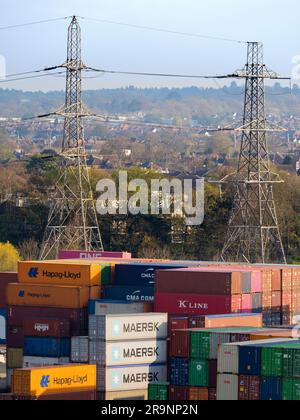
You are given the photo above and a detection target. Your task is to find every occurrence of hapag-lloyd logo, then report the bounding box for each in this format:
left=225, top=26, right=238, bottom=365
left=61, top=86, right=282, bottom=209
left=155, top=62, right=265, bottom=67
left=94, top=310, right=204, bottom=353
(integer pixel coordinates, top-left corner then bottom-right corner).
left=178, top=299, right=209, bottom=310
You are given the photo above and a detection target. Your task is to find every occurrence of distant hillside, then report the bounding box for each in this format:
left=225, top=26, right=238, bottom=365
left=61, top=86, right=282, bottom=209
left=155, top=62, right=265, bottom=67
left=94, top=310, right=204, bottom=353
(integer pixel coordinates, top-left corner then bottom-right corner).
left=0, top=83, right=298, bottom=121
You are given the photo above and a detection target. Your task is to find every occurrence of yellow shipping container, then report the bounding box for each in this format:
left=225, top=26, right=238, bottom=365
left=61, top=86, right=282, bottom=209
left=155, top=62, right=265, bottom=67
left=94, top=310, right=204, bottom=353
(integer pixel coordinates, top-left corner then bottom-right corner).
left=7, top=283, right=94, bottom=309
left=18, top=261, right=101, bottom=286
left=12, top=364, right=97, bottom=397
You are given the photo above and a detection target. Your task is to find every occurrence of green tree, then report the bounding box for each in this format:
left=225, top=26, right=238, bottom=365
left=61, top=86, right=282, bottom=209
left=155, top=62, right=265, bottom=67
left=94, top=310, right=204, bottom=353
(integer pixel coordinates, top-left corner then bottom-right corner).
left=0, top=242, right=20, bottom=271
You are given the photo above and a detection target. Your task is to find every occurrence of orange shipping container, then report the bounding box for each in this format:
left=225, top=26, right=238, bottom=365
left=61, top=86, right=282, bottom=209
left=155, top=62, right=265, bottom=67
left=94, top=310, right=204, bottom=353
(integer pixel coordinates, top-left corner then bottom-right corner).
left=18, top=261, right=101, bottom=287
left=12, top=364, right=96, bottom=397
left=7, top=283, right=95, bottom=309
left=249, top=330, right=298, bottom=341
left=189, top=387, right=209, bottom=401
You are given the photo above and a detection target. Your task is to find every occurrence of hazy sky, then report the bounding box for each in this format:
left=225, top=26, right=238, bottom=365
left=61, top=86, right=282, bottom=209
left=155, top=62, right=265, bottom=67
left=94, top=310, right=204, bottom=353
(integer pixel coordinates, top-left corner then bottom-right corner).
left=1, top=0, right=299, bottom=91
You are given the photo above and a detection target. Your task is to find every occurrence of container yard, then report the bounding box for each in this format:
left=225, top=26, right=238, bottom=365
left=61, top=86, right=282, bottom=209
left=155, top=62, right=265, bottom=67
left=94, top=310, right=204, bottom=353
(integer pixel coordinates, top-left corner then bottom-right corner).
left=1, top=256, right=300, bottom=401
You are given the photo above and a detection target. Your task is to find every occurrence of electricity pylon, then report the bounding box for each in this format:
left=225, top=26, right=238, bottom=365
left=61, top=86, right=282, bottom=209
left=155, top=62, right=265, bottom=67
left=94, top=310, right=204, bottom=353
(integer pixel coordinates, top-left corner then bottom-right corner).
left=40, top=16, right=103, bottom=260
left=220, top=42, right=287, bottom=264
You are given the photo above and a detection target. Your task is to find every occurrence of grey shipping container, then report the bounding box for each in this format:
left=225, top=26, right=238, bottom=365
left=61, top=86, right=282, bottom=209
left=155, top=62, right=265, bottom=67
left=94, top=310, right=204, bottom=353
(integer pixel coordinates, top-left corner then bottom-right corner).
left=89, top=339, right=167, bottom=366
left=88, top=300, right=149, bottom=315
left=89, top=313, right=168, bottom=341
left=71, top=336, right=89, bottom=363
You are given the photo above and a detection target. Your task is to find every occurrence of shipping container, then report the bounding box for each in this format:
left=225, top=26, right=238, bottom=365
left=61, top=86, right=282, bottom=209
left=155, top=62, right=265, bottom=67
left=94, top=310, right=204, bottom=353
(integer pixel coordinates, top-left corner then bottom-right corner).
left=238, top=375, right=260, bottom=401
left=23, top=318, right=70, bottom=338
left=188, top=387, right=209, bottom=401
left=18, top=261, right=101, bottom=286
left=89, top=313, right=168, bottom=341
left=154, top=293, right=240, bottom=316
left=0, top=272, right=18, bottom=307
left=7, top=306, right=88, bottom=336
left=260, top=377, right=281, bottom=401
left=272, top=271, right=282, bottom=292
left=217, top=374, right=239, bottom=401
left=58, top=250, right=131, bottom=260
left=169, top=358, right=189, bottom=386
left=209, top=388, right=217, bottom=401
left=0, top=308, right=5, bottom=345
left=12, top=364, right=97, bottom=397
left=7, top=283, right=93, bottom=309
left=241, top=295, right=252, bottom=313
left=282, top=379, right=300, bottom=401
left=252, top=294, right=262, bottom=314
left=169, top=316, right=189, bottom=333
left=96, top=363, right=167, bottom=392
left=88, top=300, right=151, bottom=316
left=90, top=339, right=167, bottom=366
left=156, top=269, right=243, bottom=295
left=6, top=369, right=13, bottom=389
left=251, top=272, right=262, bottom=293
left=189, top=360, right=209, bottom=387
left=0, top=393, right=14, bottom=400
left=148, top=383, right=169, bottom=400
left=23, top=337, right=71, bottom=358
left=71, top=336, right=89, bottom=363
left=7, top=348, right=23, bottom=369
left=272, top=292, right=282, bottom=312
left=16, top=391, right=97, bottom=400
left=23, top=356, right=70, bottom=368
left=169, top=386, right=189, bottom=400
left=189, top=313, right=262, bottom=329
left=103, top=286, right=154, bottom=303
left=170, top=331, right=190, bottom=358
left=98, top=389, right=148, bottom=400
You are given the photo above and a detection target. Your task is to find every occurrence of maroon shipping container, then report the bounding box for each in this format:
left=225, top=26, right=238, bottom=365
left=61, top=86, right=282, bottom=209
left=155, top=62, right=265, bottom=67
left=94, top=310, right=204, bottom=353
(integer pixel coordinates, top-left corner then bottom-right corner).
left=156, top=269, right=243, bottom=295
left=209, top=360, right=218, bottom=388
left=170, top=331, right=190, bottom=358
left=208, top=388, right=217, bottom=401
left=15, top=391, right=96, bottom=400
left=0, top=272, right=18, bottom=307
left=239, top=376, right=260, bottom=401
left=271, top=292, right=282, bottom=312
left=7, top=306, right=87, bottom=336
left=168, top=316, right=189, bottom=334
left=169, top=386, right=189, bottom=401
left=7, top=325, right=23, bottom=348
left=23, top=318, right=71, bottom=338
left=154, top=293, right=241, bottom=316
left=189, top=316, right=205, bottom=329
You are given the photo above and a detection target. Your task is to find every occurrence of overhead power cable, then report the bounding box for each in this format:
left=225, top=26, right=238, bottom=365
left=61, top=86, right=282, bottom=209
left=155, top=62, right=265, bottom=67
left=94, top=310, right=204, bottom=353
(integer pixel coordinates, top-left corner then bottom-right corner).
left=0, top=16, right=71, bottom=31
left=0, top=71, right=65, bottom=83
left=79, top=16, right=247, bottom=45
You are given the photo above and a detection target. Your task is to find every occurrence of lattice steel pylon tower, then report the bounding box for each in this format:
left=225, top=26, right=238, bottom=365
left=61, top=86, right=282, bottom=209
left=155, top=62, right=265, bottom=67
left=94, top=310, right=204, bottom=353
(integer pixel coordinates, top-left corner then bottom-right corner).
left=40, top=16, right=103, bottom=259
left=221, top=42, right=287, bottom=264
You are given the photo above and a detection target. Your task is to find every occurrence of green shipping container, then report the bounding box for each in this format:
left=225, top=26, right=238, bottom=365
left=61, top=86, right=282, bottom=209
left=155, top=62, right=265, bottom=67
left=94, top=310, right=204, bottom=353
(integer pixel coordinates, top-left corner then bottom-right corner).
left=261, top=343, right=300, bottom=378
left=261, top=347, right=284, bottom=377
left=282, top=379, right=300, bottom=401
left=189, top=360, right=209, bottom=387
left=148, top=383, right=169, bottom=401
left=101, top=264, right=111, bottom=286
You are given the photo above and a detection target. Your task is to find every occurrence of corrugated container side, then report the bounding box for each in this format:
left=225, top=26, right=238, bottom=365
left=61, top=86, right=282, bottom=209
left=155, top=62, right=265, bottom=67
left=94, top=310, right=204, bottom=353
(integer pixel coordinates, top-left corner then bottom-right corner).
left=88, top=300, right=150, bottom=315
left=238, top=375, right=260, bottom=401
left=217, top=374, right=239, bottom=401
left=170, top=331, right=190, bottom=358
left=102, top=286, right=154, bottom=303
left=204, top=314, right=262, bottom=329
left=23, top=356, right=70, bottom=368
left=169, top=358, right=189, bottom=386
left=188, top=387, right=209, bottom=401
left=189, top=360, right=209, bottom=387
left=169, top=316, right=189, bottom=333
left=71, top=336, right=89, bottom=363
left=169, top=386, right=189, bottom=400
left=98, top=389, right=148, bottom=401
left=260, top=377, right=281, bottom=401
left=23, top=337, right=71, bottom=358
left=7, top=348, right=23, bottom=369
left=23, top=318, right=71, bottom=338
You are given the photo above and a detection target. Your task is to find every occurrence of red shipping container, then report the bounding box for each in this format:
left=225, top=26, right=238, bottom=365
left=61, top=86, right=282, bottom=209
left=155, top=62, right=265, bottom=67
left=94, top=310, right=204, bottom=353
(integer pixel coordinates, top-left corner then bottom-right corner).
left=170, top=331, right=190, bottom=358
left=169, top=316, right=189, bottom=334
left=209, top=388, right=217, bottom=401
left=0, top=272, right=18, bottom=307
left=7, top=325, right=23, bottom=348
left=169, top=386, right=189, bottom=401
left=282, top=269, right=292, bottom=291
left=271, top=270, right=282, bottom=292
left=7, top=306, right=87, bottom=336
left=251, top=271, right=262, bottom=293
left=239, top=376, right=260, bottom=401
left=23, top=318, right=71, bottom=338
left=156, top=269, right=243, bottom=295
left=241, top=295, right=252, bottom=313
left=272, top=292, right=282, bottom=312
left=155, top=293, right=240, bottom=316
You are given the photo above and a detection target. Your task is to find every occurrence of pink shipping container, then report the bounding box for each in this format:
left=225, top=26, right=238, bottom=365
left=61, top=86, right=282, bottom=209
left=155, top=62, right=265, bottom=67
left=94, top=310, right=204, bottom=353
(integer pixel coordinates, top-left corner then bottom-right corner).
left=251, top=272, right=262, bottom=293
left=241, top=295, right=252, bottom=313
left=58, top=250, right=132, bottom=259
left=154, top=293, right=242, bottom=316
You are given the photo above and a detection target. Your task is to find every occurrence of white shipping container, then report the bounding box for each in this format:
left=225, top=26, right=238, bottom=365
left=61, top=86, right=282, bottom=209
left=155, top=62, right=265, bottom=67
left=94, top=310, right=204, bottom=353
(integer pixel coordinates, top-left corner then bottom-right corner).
left=71, top=336, right=89, bottom=363
left=98, top=389, right=148, bottom=400
left=217, top=338, right=298, bottom=374
left=89, top=313, right=168, bottom=341
left=90, top=301, right=147, bottom=316
left=217, top=374, right=239, bottom=401
left=89, top=339, right=167, bottom=366
left=23, top=356, right=70, bottom=368
left=96, top=363, right=167, bottom=392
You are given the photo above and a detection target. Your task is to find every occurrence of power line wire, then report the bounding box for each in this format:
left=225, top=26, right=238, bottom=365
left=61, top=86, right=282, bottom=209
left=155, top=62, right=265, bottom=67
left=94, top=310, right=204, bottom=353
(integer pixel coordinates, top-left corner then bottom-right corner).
left=0, top=16, right=71, bottom=31
left=79, top=16, right=247, bottom=45
left=0, top=71, right=65, bottom=83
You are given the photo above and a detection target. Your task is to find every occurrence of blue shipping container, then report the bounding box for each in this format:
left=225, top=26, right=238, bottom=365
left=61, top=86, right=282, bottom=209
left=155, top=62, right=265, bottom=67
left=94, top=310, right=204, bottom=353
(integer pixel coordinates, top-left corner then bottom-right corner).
left=23, top=337, right=71, bottom=357
left=0, top=308, right=6, bottom=345
left=169, top=358, right=189, bottom=386
left=260, top=377, right=282, bottom=401
left=114, top=263, right=187, bottom=287
left=102, top=286, right=154, bottom=303
left=239, top=346, right=262, bottom=376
